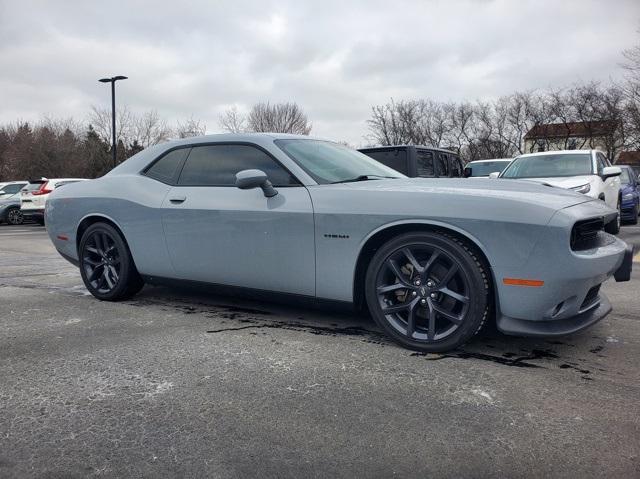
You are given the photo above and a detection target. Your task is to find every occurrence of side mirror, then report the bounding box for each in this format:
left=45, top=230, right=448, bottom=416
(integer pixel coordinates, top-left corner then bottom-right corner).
left=601, top=166, right=621, bottom=179
left=463, top=167, right=472, bottom=178
left=488, top=172, right=500, bottom=179
left=235, top=169, right=278, bottom=197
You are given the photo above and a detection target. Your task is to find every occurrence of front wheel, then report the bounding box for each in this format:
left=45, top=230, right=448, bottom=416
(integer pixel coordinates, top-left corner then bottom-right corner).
left=605, top=199, right=621, bottom=234
left=629, top=203, right=639, bottom=225
left=79, top=223, right=144, bottom=301
left=365, top=232, right=490, bottom=352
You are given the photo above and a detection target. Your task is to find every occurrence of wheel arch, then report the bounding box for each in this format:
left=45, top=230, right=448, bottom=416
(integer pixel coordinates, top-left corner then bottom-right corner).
left=76, top=214, right=130, bottom=255
left=352, top=221, right=496, bottom=312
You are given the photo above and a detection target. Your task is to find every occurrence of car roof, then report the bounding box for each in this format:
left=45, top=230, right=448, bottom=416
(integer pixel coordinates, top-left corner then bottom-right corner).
left=467, top=159, right=512, bottom=164
left=517, top=150, right=595, bottom=158
left=359, top=145, right=459, bottom=155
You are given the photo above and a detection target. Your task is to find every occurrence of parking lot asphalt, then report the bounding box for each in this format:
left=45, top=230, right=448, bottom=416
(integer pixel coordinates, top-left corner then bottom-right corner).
left=1, top=225, right=639, bottom=478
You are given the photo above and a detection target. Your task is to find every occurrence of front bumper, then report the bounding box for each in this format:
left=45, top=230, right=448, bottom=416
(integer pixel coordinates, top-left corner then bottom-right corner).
left=498, top=294, right=612, bottom=337
left=494, top=201, right=632, bottom=337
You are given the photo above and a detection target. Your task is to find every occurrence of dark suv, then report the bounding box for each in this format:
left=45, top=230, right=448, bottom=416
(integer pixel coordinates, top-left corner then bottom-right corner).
left=358, top=146, right=464, bottom=178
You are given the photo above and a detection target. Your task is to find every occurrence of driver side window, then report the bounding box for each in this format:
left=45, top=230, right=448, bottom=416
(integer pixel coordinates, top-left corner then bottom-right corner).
left=178, top=144, right=299, bottom=187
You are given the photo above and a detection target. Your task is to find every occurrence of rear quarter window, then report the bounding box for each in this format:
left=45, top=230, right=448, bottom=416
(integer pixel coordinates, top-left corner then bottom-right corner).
left=361, top=149, right=408, bottom=175
left=145, top=148, right=191, bottom=184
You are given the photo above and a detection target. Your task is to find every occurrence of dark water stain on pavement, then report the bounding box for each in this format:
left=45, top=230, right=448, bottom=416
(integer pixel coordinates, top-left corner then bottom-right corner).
left=410, top=351, right=545, bottom=368
left=206, top=317, right=389, bottom=344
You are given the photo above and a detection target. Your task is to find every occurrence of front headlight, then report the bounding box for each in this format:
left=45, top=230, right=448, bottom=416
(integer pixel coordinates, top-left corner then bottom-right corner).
left=570, top=183, right=591, bottom=194
left=622, top=193, right=634, bottom=201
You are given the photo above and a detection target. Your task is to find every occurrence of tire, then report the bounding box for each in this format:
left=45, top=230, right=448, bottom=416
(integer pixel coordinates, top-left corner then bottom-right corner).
left=79, top=222, right=144, bottom=301
left=365, top=232, right=490, bottom=352
left=630, top=203, right=639, bottom=225
left=6, top=207, right=24, bottom=225
left=604, top=198, right=621, bottom=234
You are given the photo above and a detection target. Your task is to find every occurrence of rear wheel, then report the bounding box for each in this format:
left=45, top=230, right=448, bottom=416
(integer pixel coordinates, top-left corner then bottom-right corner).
left=7, top=207, right=23, bottom=225
left=365, top=232, right=490, bottom=352
left=79, top=223, right=144, bottom=301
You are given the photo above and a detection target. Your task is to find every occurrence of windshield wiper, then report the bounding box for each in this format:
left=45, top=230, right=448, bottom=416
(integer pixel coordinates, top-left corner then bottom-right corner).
left=331, top=175, right=398, bottom=184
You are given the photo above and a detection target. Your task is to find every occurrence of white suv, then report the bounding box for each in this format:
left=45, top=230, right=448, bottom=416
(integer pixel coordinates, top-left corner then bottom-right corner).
left=21, top=178, right=87, bottom=225
left=497, top=150, right=622, bottom=233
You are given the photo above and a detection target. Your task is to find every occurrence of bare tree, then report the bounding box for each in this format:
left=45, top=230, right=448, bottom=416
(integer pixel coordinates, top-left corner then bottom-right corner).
left=176, top=116, right=206, bottom=138
left=219, top=102, right=312, bottom=135
left=219, top=106, right=247, bottom=133
left=89, top=105, right=134, bottom=147
left=131, top=110, right=172, bottom=147
left=247, top=102, right=312, bottom=134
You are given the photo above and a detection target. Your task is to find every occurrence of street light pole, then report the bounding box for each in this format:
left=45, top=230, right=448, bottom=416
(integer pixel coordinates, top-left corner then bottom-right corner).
left=98, top=75, right=128, bottom=168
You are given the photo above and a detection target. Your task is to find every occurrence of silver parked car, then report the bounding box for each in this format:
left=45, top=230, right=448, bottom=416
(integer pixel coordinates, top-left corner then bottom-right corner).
left=44, top=134, right=633, bottom=352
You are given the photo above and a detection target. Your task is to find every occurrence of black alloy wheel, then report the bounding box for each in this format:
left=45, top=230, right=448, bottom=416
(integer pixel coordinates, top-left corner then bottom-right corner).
left=365, top=232, right=489, bottom=352
left=7, top=207, right=23, bottom=225
left=79, top=223, right=144, bottom=301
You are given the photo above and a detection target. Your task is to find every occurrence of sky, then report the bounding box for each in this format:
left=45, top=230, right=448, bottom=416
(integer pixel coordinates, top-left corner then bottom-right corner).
left=1, top=0, right=639, bottom=145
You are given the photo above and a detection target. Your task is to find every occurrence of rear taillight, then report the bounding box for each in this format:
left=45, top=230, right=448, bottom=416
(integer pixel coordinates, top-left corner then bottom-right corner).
left=31, top=182, right=52, bottom=196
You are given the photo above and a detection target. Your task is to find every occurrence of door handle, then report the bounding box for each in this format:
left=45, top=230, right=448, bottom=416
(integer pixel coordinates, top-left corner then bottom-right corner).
left=169, top=196, right=186, bottom=204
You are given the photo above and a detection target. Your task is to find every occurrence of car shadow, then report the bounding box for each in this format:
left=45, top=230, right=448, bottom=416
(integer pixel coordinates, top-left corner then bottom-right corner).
left=130, top=282, right=608, bottom=378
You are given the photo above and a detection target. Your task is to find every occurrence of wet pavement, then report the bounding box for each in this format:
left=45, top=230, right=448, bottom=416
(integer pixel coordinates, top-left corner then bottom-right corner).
left=1, top=225, right=639, bottom=478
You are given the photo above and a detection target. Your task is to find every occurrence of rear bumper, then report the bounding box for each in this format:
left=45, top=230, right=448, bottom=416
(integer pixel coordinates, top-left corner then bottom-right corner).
left=21, top=208, right=44, bottom=220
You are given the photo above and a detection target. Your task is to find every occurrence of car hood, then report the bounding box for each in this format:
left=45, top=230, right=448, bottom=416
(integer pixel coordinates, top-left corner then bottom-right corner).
left=340, top=177, right=593, bottom=210
left=516, top=176, right=593, bottom=190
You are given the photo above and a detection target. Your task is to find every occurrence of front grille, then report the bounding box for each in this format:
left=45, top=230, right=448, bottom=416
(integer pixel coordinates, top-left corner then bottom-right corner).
left=571, top=218, right=604, bottom=251
left=580, top=284, right=601, bottom=310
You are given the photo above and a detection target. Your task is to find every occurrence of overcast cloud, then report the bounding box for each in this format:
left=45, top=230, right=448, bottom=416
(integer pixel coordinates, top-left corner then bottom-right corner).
left=1, top=0, right=639, bottom=144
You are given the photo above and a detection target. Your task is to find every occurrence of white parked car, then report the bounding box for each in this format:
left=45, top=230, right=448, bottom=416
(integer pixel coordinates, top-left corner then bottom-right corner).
left=21, top=178, right=87, bottom=225
left=497, top=150, right=622, bottom=233
left=463, top=158, right=512, bottom=177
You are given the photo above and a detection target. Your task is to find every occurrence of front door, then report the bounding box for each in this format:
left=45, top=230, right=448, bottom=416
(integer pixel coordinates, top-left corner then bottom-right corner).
left=161, top=143, right=315, bottom=296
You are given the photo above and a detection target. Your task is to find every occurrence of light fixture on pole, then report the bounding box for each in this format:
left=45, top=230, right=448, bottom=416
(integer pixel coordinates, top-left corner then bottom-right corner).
left=98, top=75, right=128, bottom=168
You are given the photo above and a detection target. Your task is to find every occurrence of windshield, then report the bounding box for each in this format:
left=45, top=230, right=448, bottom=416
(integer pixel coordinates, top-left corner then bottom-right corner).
left=501, top=153, right=593, bottom=178
left=619, top=168, right=632, bottom=184
left=467, top=161, right=511, bottom=176
left=275, top=139, right=405, bottom=184
left=24, top=182, right=45, bottom=192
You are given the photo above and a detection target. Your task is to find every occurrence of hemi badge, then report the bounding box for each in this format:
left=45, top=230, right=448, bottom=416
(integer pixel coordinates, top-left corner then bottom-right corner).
left=57, top=235, right=69, bottom=241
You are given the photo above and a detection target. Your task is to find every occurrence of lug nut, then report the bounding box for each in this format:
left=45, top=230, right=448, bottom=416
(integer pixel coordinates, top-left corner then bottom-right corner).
left=427, top=281, right=434, bottom=287
left=420, top=299, right=427, bottom=305
left=430, top=293, right=437, bottom=299
left=412, top=291, right=417, bottom=296
left=414, top=280, right=421, bottom=286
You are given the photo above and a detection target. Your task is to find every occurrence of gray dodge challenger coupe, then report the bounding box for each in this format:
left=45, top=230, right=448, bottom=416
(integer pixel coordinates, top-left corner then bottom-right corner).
left=45, top=134, right=634, bottom=352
